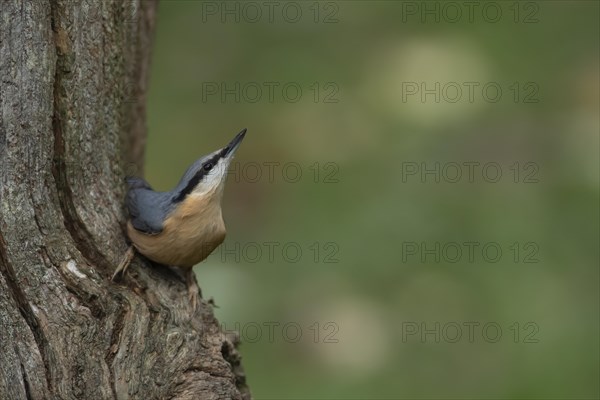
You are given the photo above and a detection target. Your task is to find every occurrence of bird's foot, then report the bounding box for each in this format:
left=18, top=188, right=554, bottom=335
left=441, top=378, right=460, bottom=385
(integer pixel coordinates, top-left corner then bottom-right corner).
left=185, top=269, right=202, bottom=312
left=112, top=246, right=135, bottom=281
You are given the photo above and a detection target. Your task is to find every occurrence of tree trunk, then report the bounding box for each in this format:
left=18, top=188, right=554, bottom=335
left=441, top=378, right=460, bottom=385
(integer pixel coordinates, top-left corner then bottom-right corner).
left=0, top=1, right=250, bottom=399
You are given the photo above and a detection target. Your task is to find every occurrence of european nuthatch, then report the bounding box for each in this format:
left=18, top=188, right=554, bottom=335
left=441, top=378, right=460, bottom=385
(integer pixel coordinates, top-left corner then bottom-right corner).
left=112, top=128, right=247, bottom=310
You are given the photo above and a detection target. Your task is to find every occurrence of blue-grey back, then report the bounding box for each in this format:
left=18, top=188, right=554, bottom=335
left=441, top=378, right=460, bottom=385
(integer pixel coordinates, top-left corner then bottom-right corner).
left=125, top=177, right=175, bottom=234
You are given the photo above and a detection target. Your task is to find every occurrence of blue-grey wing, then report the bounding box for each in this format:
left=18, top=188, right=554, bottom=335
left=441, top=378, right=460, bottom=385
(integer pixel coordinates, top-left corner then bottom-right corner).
left=125, top=177, right=168, bottom=235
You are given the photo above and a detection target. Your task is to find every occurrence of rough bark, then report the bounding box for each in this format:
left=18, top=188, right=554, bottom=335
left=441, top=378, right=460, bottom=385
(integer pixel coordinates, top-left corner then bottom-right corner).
left=0, top=1, right=250, bottom=399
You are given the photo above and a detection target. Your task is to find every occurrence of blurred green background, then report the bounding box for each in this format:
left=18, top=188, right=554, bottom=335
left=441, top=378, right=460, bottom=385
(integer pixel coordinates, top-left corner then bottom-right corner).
left=144, top=1, right=599, bottom=399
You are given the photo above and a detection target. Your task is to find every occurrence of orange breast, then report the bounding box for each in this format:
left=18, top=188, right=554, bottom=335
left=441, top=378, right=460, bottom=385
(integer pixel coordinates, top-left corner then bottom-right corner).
left=127, top=194, right=226, bottom=268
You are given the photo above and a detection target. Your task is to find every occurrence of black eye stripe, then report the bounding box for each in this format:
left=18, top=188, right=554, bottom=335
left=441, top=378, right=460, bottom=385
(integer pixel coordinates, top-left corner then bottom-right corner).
left=173, top=152, right=224, bottom=203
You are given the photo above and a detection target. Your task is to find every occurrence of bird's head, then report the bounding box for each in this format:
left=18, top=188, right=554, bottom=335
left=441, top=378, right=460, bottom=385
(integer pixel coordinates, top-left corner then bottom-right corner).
left=172, top=128, right=246, bottom=203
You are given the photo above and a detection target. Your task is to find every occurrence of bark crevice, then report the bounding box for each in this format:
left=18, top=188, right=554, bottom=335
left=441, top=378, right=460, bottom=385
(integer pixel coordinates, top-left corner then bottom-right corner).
left=50, top=4, right=112, bottom=272
left=18, top=357, right=32, bottom=400
left=0, top=233, right=52, bottom=393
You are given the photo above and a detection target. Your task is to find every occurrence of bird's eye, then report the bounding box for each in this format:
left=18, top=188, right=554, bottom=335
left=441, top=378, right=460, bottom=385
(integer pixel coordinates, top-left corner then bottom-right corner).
left=203, top=163, right=213, bottom=171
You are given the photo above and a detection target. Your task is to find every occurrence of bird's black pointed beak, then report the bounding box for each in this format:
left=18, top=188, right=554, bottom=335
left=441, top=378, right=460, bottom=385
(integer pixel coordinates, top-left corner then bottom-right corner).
left=222, top=128, right=247, bottom=157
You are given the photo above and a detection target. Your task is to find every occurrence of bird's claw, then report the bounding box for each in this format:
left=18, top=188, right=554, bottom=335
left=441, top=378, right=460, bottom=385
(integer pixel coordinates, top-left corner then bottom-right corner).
left=112, top=246, right=135, bottom=281
left=186, top=269, right=201, bottom=312
left=188, top=289, right=198, bottom=312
